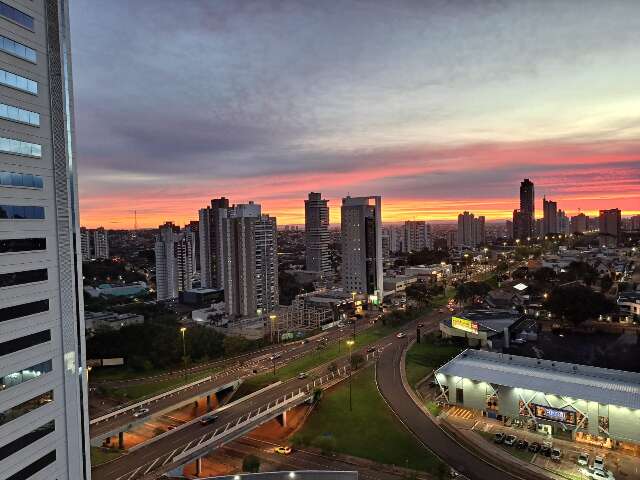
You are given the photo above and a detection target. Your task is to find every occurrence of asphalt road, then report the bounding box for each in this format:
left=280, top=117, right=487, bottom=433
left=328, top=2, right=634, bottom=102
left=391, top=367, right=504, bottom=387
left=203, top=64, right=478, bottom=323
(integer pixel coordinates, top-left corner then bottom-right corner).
left=90, top=321, right=371, bottom=438
left=376, top=334, right=521, bottom=480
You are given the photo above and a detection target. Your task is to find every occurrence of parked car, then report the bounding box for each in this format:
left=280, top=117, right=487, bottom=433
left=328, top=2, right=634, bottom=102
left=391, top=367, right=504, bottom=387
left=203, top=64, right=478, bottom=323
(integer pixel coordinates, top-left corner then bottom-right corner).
left=274, top=446, right=292, bottom=455
left=133, top=408, right=150, bottom=418
left=580, top=467, right=615, bottom=480
left=396, top=332, right=406, bottom=339
left=297, top=372, right=308, bottom=379
left=551, top=448, right=561, bottom=461
left=528, top=442, right=541, bottom=453
left=504, top=435, right=517, bottom=447
left=516, top=439, right=529, bottom=450
left=593, top=456, right=605, bottom=471
left=493, top=432, right=505, bottom=444
left=199, top=414, right=218, bottom=426
left=540, top=444, right=552, bottom=457
left=578, top=453, right=590, bottom=466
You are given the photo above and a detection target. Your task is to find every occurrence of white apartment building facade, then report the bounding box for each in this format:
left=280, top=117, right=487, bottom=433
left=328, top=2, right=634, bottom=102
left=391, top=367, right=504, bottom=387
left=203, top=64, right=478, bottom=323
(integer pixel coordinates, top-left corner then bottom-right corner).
left=0, top=2, right=91, bottom=479
left=155, top=222, right=194, bottom=301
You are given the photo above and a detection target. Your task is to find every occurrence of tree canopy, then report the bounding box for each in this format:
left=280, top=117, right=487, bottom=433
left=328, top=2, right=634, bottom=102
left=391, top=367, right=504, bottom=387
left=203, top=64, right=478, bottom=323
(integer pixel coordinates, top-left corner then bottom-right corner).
left=545, top=284, right=615, bottom=324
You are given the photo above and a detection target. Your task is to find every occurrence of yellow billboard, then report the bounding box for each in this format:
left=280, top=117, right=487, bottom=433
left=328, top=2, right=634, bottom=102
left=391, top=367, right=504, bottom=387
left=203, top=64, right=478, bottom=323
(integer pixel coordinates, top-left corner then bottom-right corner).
left=452, top=316, right=478, bottom=335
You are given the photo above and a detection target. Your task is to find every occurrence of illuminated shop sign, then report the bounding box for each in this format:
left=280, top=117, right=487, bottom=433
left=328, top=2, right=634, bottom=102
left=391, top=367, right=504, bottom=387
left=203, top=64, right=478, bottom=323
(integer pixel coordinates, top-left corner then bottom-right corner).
left=533, top=404, right=576, bottom=425
left=452, top=316, right=479, bottom=335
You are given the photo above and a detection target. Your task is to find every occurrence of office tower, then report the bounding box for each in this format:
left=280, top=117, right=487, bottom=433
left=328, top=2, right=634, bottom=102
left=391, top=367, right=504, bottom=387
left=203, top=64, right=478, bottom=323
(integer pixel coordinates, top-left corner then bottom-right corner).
left=571, top=213, right=588, bottom=233
left=542, top=197, right=558, bottom=236
left=558, top=209, right=570, bottom=234
left=220, top=202, right=278, bottom=317
left=599, top=209, right=622, bottom=239
left=0, top=2, right=90, bottom=478
left=515, top=178, right=535, bottom=239
left=92, top=226, right=109, bottom=260
left=304, top=192, right=331, bottom=274
left=403, top=220, right=429, bottom=253
left=155, top=222, right=193, bottom=301
left=80, top=228, right=91, bottom=261
left=505, top=220, right=514, bottom=239
left=198, top=197, right=229, bottom=288
left=341, top=196, right=383, bottom=303
left=457, top=212, right=485, bottom=247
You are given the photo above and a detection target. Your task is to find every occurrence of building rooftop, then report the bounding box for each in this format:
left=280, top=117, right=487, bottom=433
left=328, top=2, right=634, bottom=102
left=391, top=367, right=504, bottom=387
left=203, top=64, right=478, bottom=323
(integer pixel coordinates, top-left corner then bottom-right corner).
left=437, top=349, right=640, bottom=410
left=443, top=310, right=521, bottom=334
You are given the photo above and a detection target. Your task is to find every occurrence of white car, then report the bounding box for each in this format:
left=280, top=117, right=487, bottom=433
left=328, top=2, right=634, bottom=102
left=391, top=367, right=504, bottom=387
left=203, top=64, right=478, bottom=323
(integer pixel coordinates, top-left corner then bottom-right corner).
left=593, top=456, right=605, bottom=471
left=578, top=452, right=590, bottom=466
left=396, top=332, right=406, bottom=339
left=551, top=448, right=561, bottom=461
left=133, top=408, right=150, bottom=418
left=580, top=467, right=615, bottom=480
left=504, top=434, right=517, bottom=446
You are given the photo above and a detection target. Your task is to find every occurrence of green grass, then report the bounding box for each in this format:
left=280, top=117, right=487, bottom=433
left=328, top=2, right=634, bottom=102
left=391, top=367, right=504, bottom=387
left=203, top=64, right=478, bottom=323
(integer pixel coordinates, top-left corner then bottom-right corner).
left=90, top=446, right=123, bottom=466
left=426, top=400, right=442, bottom=416
left=292, top=365, right=444, bottom=473
left=405, top=341, right=463, bottom=389
left=235, top=323, right=403, bottom=397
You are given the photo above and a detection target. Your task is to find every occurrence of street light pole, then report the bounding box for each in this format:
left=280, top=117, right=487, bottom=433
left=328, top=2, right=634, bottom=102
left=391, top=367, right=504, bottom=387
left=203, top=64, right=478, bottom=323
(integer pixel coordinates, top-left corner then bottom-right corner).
left=346, top=340, right=354, bottom=411
left=180, top=327, right=187, bottom=381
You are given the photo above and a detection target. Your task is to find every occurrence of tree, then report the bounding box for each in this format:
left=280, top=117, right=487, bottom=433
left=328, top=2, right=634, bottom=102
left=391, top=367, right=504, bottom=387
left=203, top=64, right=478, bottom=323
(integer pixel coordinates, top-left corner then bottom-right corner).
left=600, top=273, right=614, bottom=293
left=455, top=281, right=491, bottom=305
left=312, top=388, right=323, bottom=403
left=407, top=248, right=449, bottom=267
left=350, top=353, right=365, bottom=370
left=545, top=284, right=615, bottom=324
left=242, top=455, right=260, bottom=473
left=405, top=281, right=429, bottom=306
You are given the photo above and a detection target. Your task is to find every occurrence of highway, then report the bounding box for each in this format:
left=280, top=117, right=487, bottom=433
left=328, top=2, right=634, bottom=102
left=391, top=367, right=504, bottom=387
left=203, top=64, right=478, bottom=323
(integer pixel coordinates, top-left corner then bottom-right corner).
left=90, top=321, right=371, bottom=439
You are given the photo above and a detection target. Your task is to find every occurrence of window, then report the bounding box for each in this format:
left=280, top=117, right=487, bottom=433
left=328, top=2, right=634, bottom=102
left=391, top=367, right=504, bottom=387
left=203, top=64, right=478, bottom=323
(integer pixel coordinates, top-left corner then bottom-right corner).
left=0, top=238, right=45, bottom=253
left=0, top=330, right=50, bottom=357
left=1, top=360, right=52, bottom=391
left=0, top=69, right=37, bottom=94
left=0, top=390, right=53, bottom=428
left=0, top=2, right=34, bottom=30
left=0, top=299, right=48, bottom=322
left=0, top=137, right=41, bottom=157
left=455, top=387, right=464, bottom=404
left=0, top=171, right=44, bottom=188
left=0, top=269, right=47, bottom=288
left=0, top=205, right=45, bottom=219
left=0, top=103, right=40, bottom=125
left=6, top=450, right=56, bottom=480
left=0, top=35, right=36, bottom=62
left=0, top=421, right=54, bottom=462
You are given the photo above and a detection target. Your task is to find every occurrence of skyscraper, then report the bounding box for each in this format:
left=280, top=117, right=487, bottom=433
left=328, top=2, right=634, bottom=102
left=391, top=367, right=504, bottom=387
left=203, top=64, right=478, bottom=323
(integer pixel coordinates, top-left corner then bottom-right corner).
left=155, top=222, right=194, bottom=300
left=571, top=212, right=588, bottom=233
left=304, top=192, right=331, bottom=274
left=599, top=209, right=622, bottom=239
left=403, top=220, right=430, bottom=253
left=80, top=227, right=91, bottom=261
left=457, top=212, right=485, bottom=247
left=198, top=197, right=229, bottom=288
left=0, top=2, right=91, bottom=478
left=558, top=209, right=570, bottom=234
left=542, top=196, right=558, bottom=236
left=515, top=178, right=535, bottom=239
left=92, top=226, right=109, bottom=260
left=220, top=202, right=278, bottom=317
left=341, top=196, right=383, bottom=303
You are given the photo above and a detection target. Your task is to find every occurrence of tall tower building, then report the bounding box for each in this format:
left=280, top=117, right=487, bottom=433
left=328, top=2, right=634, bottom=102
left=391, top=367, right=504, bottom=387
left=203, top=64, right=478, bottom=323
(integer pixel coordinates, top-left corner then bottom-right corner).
left=198, top=197, right=229, bottom=289
left=80, top=227, right=90, bottom=261
left=599, top=209, right=622, bottom=239
left=457, top=212, right=485, bottom=247
left=92, top=226, right=109, bottom=260
left=542, top=197, right=558, bottom=236
left=341, top=196, right=383, bottom=303
left=403, top=220, right=429, bottom=253
left=304, top=192, right=330, bottom=274
left=0, top=2, right=91, bottom=478
left=155, top=222, right=193, bottom=301
left=220, top=202, right=278, bottom=317
left=516, top=178, right=535, bottom=239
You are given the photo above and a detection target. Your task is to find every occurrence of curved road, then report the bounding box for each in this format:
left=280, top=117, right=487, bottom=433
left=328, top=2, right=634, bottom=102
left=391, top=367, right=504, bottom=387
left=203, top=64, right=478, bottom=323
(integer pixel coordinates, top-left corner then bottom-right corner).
left=376, top=335, right=521, bottom=480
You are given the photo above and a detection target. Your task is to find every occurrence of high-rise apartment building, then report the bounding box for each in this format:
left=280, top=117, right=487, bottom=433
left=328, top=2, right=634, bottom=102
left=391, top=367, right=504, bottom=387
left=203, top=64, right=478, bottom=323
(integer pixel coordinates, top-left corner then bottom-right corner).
left=0, top=2, right=91, bottom=478
left=599, top=209, right=622, bottom=240
left=403, top=220, right=430, bottom=253
left=185, top=220, right=199, bottom=272
left=457, top=212, right=485, bottom=247
left=631, top=215, right=640, bottom=231
left=92, top=226, right=109, bottom=260
left=80, top=227, right=90, bottom=261
left=558, top=209, right=570, bottom=234
left=514, top=178, right=535, bottom=239
left=155, top=222, right=194, bottom=301
left=570, top=213, right=588, bottom=233
left=198, top=197, right=229, bottom=289
left=220, top=202, right=278, bottom=317
left=341, top=196, right=383, bottom=303
left=505, top=220, right=514, bottom=239
left=542, top=196, right=558, bottom=236
left=304, top=192, right=330, bottom=274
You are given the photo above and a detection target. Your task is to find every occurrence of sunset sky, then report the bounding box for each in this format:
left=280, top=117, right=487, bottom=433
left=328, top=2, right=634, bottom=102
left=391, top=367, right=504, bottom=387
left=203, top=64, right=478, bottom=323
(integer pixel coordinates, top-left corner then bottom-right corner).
left=70, top=1, right=640, bottom=228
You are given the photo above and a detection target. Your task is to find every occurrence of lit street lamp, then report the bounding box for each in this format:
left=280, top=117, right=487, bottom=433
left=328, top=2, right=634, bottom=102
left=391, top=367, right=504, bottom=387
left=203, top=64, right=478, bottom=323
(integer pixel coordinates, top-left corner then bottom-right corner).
left=180, top=327, right=187, bottom=381
left=346, top=339, right=355, bottom=411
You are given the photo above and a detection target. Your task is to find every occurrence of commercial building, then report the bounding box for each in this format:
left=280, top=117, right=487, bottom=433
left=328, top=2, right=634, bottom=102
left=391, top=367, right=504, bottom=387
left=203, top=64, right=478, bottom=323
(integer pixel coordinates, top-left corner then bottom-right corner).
left=341, top=196, right=383, bottom=303
left=304, top=192, right=331, bottom=275
left=436, top=350, right=640, bottom=449
left=198, top=197, right=229, bottom=289
left=457, top=211, right=485, bottom=247
left=514, top=178, right=535, bottom=240
left=0, top=2, right=91, bottom=478
left=439, top=310, right=524, bottom=348
left=179, top=287, right=223, bottom=306
left=220, top=202, right=278, bottom=317
left=84, top=311, right=144, bottom=333
left=83, top=281, right=148, bottom=298
left=403, top=220, right=430, bottom=253
left=542, top=196, right=558, bottom=236
left=155, top=222, right=194, bottom=301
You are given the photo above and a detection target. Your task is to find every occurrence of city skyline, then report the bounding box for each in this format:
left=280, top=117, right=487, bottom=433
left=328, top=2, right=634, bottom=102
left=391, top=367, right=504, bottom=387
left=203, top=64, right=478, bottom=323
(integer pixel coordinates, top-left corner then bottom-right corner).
left=70, top=1, right=640, bottom=228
